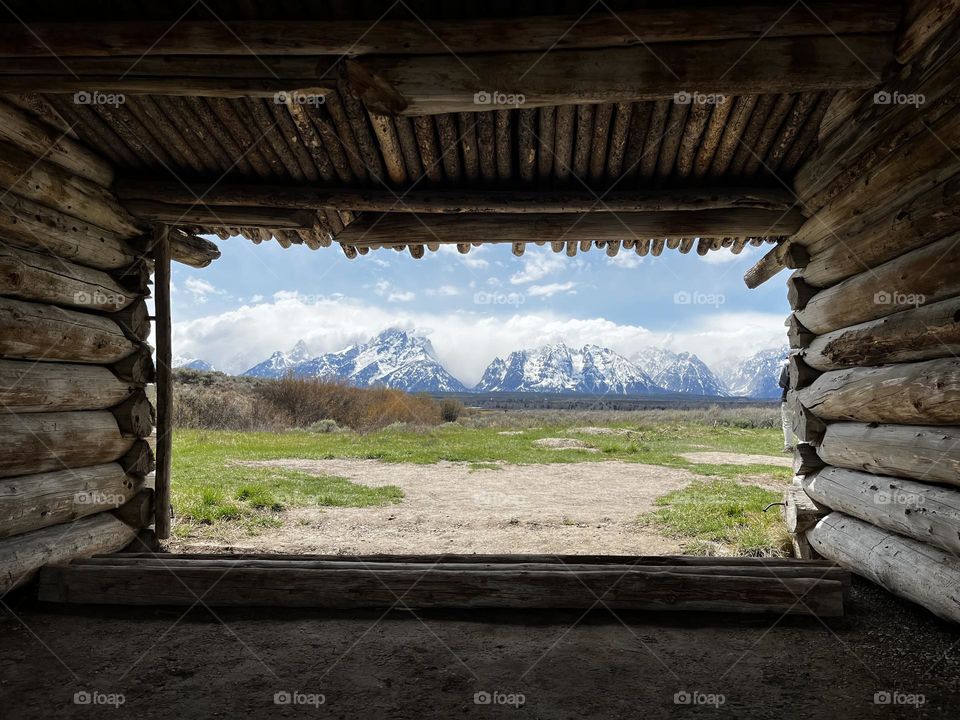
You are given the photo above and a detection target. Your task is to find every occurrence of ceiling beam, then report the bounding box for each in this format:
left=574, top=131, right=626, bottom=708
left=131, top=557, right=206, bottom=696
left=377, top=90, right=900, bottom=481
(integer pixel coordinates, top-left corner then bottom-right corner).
left=349, top=34, right=896, bottom=115
left=336, top=209, right=805, bottom=245
left=115, top=181, right=799, bottom=215
left=0, top=3, right=899, bottom=57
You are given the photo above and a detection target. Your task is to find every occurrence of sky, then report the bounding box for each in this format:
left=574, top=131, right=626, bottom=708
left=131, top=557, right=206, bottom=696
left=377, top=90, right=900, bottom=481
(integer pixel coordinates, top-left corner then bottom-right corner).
left=168, top=237, right=791, bottom=386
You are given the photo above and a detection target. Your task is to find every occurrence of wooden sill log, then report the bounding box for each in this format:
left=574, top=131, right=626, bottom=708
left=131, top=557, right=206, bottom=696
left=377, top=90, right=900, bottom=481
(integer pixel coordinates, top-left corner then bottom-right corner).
left=797, top=358, right=960, bottom=425
left=804, top=466, right=960, bottom=556
left=807, top=512, right=960, bottom=624
left=36, top=564, right=845, bottom=616
left=0, top=242, right=136, bottom=312
left=0, top=512, right=136, bottom=594
left=794, top=231, right=960, bottom=335
left=0, top=463, right=142, bottom=539
left=0, top=194, right=138, bottom=271
left=802, top=296, right=960, bottom=371
left=817, top=422, right=960, bottom=486
left=112, top=488, right=154, bottom=529
left=110, top=390, right=154, bottom=438
left=0, top=296, right=137, bottom=364
left=0, top=411, right=135, bottom=479
left=0, top=359, right=138, bottom=412
left=784, top=487, right=828, bottom=535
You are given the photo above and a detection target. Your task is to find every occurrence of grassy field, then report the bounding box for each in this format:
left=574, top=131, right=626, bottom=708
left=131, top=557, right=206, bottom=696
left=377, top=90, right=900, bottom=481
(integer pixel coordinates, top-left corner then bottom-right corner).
left=171, top=413, right=791, bottom=553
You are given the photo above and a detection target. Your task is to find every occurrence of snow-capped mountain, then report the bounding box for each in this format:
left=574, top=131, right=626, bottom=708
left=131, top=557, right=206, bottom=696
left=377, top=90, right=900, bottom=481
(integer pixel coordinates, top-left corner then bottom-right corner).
left=633, top=348, right=729, bottom=396
left=476, top=343, right=659, bottom=394
left=718, top=346, right=789, bottom=398
left=243, top=339, right=312, bottom=378
left=172, top=354, right=215, bottom=372
left=244, top=329, right=467, bottom=392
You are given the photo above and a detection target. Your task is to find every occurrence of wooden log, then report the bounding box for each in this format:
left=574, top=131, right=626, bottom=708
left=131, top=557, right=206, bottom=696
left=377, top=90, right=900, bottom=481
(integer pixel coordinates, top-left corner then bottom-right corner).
left=118, top=529, right=160, bottom=553
left=116, top=180, right=797, bottom=214
left=337, top=208, right=804, bottom=245
left=110, top=390, right=154, bottom=438
left=0, top=359, right=137, bottom=413
left=817, top=422, right=960, bottom=486
left=786, top=275, right=817, bottom=311
left=0, top=297, right=137, bottom=364
left=802, top=296, right=960, bottom=371
left=0, top=243, right=134, bottom=311
left=112, top=488, right=154, bottom=530
left=348, top=34, right=894, bottom=115
left=791, top=395, right=827, bottom=445
left=807, top=512, right=960, bottom=623
left=0, top=98, right=112, bottom=186
left=0, top=411, right=135, bottom=479
left=153, top=227, right=172, bottom=540
left=120, top=440, right=155, bottom=478
left=0, top=194, right=137, bottom=272
left=801, top=173, right=960, bottom=288
left=795, top=232, right=960, bottom=334
left=794, top=443, right=826, bottom=475
left=789, top=354, right=820, bottom=390
left=0, top=140, right=140, bottom=237
left=798, top=359, right=960, bottom=425
left=787, top=314, right=815, bottom=349
left=0, top=512, right=136, bottom=593
left=112, top=344, right=154, bottom=384
left=897, top=0, right=960, bottom=63
left=36, top=564, right=845, bottom=616
left=784, top=486, right=827, bottom=534
left=804, top=466, right=960, bottom=556
left=123, top=200, right=316, bottom=229
left=0, top=4, right=897, bottom=57
left=164, top=230, right=220, bottom=268
left=0, top=463, right=142, bottom=539
left=111, top=298, right=150, bottom=341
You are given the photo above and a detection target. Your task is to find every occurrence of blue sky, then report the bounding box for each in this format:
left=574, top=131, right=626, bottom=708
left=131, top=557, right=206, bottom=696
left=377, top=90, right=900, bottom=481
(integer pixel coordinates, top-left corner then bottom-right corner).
left=169, top=237, right=790, bottom=385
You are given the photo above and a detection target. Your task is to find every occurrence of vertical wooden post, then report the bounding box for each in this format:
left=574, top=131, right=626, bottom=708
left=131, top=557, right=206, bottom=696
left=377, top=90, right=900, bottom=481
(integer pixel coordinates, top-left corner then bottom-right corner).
left=152, top=225, right=172, bottom=539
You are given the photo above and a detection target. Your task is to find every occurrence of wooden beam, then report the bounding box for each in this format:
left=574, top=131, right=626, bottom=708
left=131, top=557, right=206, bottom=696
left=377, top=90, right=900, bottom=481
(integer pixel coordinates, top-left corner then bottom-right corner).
left=124, top=200, right=317, bottom=229
left=817, top=422, right=960, bottom=486
left=337, top=208, right=804, bottom=245
left=897, top=0, right=960, bottom=63
left=808, top=512, right=960, bottom=624
left=153, top=226, right=172, bottom=541
left=0, top=359, right=138, bottom=413
left=348, top=35, right=895, bottom=115
left=116, top=181, right=798, bottom=215
left=0, top=77, right=330, bottom=98
left=165, top=230, right=221, bottom=269
left=0, top=4, right=900, bottom=57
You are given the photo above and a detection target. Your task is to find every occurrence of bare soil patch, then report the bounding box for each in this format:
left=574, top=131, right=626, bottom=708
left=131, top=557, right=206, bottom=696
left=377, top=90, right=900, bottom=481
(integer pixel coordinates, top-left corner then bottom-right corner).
left=170, top=459, right=699, bottom=555
left=531, top=437, right=598, bottom=451
left=679, top=451, right=792, bottom=468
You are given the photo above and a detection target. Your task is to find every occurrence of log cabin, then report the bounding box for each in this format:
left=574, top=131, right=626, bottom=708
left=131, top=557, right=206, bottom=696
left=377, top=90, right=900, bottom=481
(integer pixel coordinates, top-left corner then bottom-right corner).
left=0, top=0, right=957, bottom=623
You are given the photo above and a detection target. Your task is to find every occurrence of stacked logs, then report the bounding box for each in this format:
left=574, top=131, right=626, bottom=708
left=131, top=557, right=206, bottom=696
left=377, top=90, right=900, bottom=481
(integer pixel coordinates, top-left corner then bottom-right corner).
left=0, top=100, right=156, bottom=593
left=781, top=16, right=960, bottom=624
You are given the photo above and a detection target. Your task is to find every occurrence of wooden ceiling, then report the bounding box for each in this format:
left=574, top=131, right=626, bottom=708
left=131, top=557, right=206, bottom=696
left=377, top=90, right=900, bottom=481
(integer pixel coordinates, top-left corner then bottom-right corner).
left=0, top=0, right=904, bottom=261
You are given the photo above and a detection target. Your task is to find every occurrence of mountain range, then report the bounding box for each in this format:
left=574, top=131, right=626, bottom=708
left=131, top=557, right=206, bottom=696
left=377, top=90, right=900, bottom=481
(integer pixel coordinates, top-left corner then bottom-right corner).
left=173, top=328, right=787, bottom=398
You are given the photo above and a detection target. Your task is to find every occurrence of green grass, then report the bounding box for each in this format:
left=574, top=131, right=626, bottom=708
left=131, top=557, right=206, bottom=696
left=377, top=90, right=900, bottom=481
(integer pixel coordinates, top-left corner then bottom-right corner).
left=171, top=420, right=791, bottom=544
left=638, top=479, right=792, bottom=557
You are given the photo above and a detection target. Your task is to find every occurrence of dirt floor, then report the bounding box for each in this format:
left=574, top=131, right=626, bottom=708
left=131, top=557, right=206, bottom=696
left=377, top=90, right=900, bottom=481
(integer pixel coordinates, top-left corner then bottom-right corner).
left=171, top=458, right=709, bottom=554
left=2, top=576, right=959, bottom=719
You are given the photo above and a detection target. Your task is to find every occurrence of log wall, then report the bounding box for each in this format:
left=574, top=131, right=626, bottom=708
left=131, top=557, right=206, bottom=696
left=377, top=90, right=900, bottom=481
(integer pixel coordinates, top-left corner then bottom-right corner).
left=787, top=13, right=960, bottom=624
left=0, top=101, right=153, bottom=593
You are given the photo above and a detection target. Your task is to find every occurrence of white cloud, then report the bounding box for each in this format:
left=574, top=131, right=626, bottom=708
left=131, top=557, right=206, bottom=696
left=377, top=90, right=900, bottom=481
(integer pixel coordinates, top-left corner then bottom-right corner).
left=427, top=285, right=460, bottom=297
left=387, top=290, right=416, bottom=302
left=608, top=252, right=645, bottom=269
left=184, top=276, right=223, bottom=296
left=528, top=281, right=577, bottom=297
left=509, top=248, right=566, bottom=284
left=700, top=244, right=761, bottom=264
left=438, top=244, right=489, bottom=269
left=250, top=294, right=264, bottom=303
left=172, top=294, right=785, bottom=386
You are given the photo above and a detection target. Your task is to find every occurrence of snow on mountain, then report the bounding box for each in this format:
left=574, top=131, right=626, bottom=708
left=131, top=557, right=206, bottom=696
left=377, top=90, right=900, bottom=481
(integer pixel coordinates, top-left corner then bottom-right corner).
left=172, top=354, right=215, bottom=372
left=476, top=342, right=659, bottom=394
left=633, top=348, right=728, bottom=396
left=242, top=339, right=311, bottom=378
left=718, top=346, right=789, bottom=398
left=244, top=329, right=467, bottom=392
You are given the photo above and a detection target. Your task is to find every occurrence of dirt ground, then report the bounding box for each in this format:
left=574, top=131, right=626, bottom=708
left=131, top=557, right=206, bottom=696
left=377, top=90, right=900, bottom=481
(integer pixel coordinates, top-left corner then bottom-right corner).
left=171, top=458, right=709, bottom=554
left=2, top=577, right=959, bottom=719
